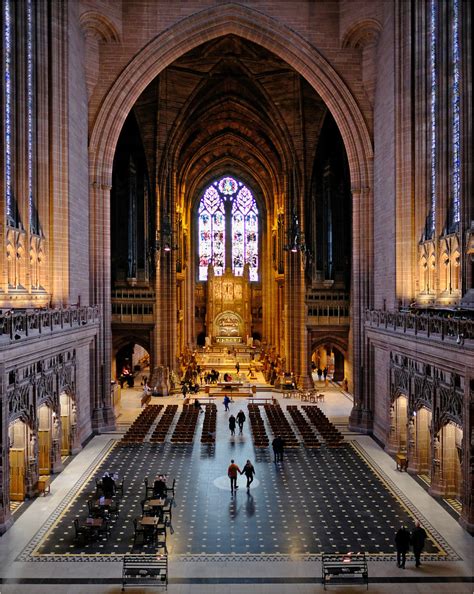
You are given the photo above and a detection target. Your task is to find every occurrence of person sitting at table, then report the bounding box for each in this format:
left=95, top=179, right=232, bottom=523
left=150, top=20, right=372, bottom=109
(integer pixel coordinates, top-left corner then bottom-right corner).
left=223, top=372, right=232, bottom=382
left=153, top=475, right=167, bottom=498
left=102, top=472, right=115, bottom=498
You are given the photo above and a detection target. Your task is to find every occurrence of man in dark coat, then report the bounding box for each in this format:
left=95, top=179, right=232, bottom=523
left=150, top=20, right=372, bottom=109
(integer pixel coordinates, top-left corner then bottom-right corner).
left=236, top=409, right=246, bottom=433
left=395, top=525, right=411, bottom=568
left=272, top=435, right=285, bottom=462
left=411, top=521, right=427, bottom=567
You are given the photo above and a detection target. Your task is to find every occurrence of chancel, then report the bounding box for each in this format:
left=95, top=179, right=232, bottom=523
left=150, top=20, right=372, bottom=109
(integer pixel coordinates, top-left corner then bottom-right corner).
left=0, top=1, right=472, bottom=593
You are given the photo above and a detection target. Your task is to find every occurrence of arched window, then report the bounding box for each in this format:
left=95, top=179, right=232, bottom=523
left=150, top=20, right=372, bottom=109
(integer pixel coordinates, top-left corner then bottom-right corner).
left=198, top=176, right=259, bottom=281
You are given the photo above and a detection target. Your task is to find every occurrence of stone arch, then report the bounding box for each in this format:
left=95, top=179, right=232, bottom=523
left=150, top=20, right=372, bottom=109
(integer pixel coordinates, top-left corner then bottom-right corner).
left=310, top=336, right=348, bottom=359
left=90, top=3, right=374, bottom=413
left=90, top=3, right=372, bottom=189
left=341, top=18, right=382, bottom=49
left=79, top=11, right=120, bottom=43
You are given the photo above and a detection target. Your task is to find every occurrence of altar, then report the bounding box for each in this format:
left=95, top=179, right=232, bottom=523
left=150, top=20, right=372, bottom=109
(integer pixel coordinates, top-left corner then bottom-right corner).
left=206, top=265, right=251, bottom=345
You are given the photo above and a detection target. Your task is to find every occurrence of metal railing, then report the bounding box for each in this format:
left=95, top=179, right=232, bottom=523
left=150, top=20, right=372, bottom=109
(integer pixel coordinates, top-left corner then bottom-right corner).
left=0, top=305, right=100, bottom=344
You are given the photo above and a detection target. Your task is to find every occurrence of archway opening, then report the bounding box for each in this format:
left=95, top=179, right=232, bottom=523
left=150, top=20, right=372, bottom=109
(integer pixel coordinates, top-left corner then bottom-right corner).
left=38, top=404, right=52, bottom=476
left=9, top=419, right=29, bottom=503
left=412, top=407, right=432, bottom=475
left=60, top=393, right=76, bottom=456
left=440, top=422, right=462, bottom=498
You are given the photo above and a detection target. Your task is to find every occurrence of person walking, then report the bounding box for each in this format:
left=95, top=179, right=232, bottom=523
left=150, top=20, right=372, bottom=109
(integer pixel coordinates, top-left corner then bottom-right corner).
left=395, top=525, right=411, bottom=568
left=181, top=382, right=188, bottom=399
left=411, top=520, right=427, bottom=567
left=227, top=459, right=241, bottom=493
left=242, top=460, right=255, bottom=490
left=229, top=414, right=236, bottom=436
left=272, top=435, right=285, bottom=462
left=236, top=409, right=246, bottom=434
left=223, top=395, right=231, bottom=411
left=235, top=361, right=240, bottom=374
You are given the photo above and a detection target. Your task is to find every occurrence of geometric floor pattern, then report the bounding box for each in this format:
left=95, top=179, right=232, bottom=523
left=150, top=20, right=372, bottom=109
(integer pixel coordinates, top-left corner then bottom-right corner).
left=23, top=434, right=459, bottom=562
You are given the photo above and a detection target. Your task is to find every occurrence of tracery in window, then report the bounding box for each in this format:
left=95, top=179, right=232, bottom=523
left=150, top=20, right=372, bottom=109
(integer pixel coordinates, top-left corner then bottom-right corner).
left=198, top=177, right=259, bottom=281
left=27, top=0, right=38, bottom=234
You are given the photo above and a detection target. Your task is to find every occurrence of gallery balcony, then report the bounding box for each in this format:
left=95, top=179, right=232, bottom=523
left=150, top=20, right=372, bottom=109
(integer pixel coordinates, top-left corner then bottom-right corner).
left=306, top=292, right=350, bottom=327
left=365, top=308, right=473, bottom=347
left=111, top=289, right=155, bottom=325
left=0, top=305, right=100, bottom=345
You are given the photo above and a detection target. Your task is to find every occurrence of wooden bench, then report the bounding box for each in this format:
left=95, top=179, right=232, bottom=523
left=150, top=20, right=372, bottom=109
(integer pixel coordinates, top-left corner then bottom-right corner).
left=322, top=553, right=368, bottom=590
left=247, top=396, right=275, bottom=404
left=122, top=554, right=168, bottom=590
left=186, top=396, right=216, bottom=404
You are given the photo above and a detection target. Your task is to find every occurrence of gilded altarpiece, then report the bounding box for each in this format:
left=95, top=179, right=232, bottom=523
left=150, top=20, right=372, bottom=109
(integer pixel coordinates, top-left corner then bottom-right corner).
left=206, top=265, right=251, bottom=344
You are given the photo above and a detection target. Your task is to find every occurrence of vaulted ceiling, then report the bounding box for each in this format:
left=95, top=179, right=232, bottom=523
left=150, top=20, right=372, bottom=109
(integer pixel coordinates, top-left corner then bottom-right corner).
left=130, top=35, right=329, bottom=216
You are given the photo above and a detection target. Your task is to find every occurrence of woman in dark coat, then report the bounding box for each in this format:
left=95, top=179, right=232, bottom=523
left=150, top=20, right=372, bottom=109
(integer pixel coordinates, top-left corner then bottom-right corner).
left=229, top=414, right=236, bottom=436
left=242, top=460, right=255, bottom=489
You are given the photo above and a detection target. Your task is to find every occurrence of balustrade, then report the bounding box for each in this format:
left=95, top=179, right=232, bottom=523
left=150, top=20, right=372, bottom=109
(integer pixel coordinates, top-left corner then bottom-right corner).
left=0, top=305, right=100, bottom=343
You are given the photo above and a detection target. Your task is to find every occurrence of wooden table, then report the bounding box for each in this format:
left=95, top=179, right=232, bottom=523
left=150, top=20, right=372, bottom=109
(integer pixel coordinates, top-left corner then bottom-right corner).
left=140, top=516, right=159, bottom=526
left=37, top=475, right=50, bottom=496
left=396, top=453, right=408, bottom=471
left=148, top=499, right=166, bottom=508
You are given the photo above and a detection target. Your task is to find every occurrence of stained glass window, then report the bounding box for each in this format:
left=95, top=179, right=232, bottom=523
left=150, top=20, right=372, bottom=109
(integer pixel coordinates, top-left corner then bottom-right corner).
left=451, top=0, right=460, bottom=226
left=429, top=0, right=437, bottom=237
left=198, top=177, right=259, bottom=281
left=4, top=0, right=14, bottom=224
left=27, top=0, right=37, bottom=234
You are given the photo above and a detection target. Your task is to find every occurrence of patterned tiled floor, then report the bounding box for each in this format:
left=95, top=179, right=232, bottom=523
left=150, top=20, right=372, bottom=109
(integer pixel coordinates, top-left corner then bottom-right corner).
left=28, top=433, right=456, bottom=561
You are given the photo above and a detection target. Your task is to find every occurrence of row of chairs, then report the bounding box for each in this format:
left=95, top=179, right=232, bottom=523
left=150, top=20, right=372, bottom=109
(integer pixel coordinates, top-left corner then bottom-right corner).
left=300, top=390, right=325, bottom=403
left=264, top=402, right=299, bottom=448
left=170, top=404, right=199, bottom=443
left=287, top=405, right=321, bottom=448
left=302, top=405, right=344, bottom=446
left=120, top=404, right=162, bottom=445
left=149, top=405, right=178, bottom=443
left=201, top=403, right=217, bottom=443
left=247, top=404, right=269, bottom=447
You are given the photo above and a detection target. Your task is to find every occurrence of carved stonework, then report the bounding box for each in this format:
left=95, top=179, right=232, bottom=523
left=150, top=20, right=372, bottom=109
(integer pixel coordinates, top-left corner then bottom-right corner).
left=206, top=265, right=251, bottom=344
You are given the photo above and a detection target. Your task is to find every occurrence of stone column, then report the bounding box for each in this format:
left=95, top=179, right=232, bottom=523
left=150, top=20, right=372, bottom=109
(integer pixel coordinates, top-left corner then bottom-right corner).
left=90, top=181, right=115, bottom=431
left=349, top=186, right=374, bottom=432
left=0, top=364, right=14, bottom=534
left=459, top=377, right=474, bottom=533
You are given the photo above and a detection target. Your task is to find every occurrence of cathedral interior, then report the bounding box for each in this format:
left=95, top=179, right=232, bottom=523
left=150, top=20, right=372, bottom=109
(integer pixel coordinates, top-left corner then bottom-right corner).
left=0, top=1, right=472, bottom=592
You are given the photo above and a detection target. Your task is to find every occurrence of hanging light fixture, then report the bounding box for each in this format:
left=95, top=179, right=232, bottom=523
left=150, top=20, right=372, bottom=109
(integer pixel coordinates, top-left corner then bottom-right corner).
left=155, top=213, right=177, bottom=253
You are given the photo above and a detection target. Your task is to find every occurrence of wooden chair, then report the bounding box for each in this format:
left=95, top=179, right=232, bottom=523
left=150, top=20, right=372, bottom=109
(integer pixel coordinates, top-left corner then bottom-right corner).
left=143, top=477, right=154, bottom=499
left=133, top=518, right=145, bottom=545
left=73, top=518, right=91, bottom=543
left=165, top=478, right=176, bottom=498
